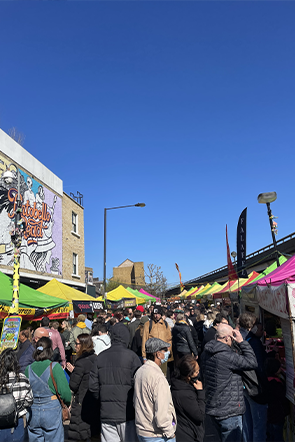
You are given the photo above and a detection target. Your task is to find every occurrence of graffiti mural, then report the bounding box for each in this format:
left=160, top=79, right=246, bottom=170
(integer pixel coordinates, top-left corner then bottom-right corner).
left=0, top=156, right=62, bottom=275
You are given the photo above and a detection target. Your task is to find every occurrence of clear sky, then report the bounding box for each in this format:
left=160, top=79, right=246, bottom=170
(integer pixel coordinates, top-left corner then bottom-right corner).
left=0, top=2, right=294, bottom=287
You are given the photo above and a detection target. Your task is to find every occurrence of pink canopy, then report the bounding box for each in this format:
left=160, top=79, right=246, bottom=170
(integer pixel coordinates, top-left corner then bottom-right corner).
left=139, top=288, right=160, bottom=302
left=256, top=255, right=295, bottom=287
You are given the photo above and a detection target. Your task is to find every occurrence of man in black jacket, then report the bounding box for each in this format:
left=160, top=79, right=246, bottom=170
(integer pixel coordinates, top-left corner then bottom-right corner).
left=201, top=324, right=257, bottom=442
left=89, top=322, right=141, bottom=442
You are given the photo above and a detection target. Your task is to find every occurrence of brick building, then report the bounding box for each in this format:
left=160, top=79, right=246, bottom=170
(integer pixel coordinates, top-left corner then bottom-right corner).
left=112, top=259, right=145, bottom=288
left=0, top=128, right=86, bottom=291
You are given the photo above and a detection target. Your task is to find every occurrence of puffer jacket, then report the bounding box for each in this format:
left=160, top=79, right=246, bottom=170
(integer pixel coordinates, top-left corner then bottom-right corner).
left=68, top=351, right=99, bottom=440
left=201, top=339, right=257, bottom=419
left=172, top=321, right=198, bottom=356
left=89, top=322, right=142, bottom=423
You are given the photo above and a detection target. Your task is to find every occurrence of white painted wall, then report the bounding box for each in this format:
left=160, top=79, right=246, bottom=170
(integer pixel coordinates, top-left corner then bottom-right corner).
left=0, top=129, right=63, bottom=196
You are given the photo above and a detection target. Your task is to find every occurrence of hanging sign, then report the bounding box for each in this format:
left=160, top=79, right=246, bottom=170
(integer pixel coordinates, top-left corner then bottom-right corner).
left=0, top=315, right=22, bottom=351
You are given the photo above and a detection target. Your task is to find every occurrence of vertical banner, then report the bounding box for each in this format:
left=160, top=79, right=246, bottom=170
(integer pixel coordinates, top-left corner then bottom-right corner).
left=226, top=225, right=238, bottom=281
left=175, top=263, right=185, bottom=292
left=236, top=208, right=248, bottom=279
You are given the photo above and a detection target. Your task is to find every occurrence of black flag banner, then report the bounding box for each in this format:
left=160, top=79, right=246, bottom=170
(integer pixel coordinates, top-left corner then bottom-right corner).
left=236, top=208, right=248, bottom=279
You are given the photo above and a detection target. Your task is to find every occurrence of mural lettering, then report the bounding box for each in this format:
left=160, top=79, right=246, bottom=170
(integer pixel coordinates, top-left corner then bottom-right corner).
left=0, top=157, right=62, bottom=275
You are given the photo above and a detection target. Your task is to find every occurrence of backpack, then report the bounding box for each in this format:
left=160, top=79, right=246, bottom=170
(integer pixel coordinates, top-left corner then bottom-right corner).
left=0, top=379, right=17, bottom=429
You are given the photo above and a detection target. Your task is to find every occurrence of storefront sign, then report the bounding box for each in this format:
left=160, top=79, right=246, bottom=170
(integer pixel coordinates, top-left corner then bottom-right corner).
left=92, top=302, right=104, bottom=311
left=0, top=316, right=22, bottom=350
left=73, top=301, right=93, bottom=313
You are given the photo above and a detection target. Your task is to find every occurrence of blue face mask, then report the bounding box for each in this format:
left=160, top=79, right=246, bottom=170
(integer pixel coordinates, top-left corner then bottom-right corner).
left=161, top=351, right=170, bottom=364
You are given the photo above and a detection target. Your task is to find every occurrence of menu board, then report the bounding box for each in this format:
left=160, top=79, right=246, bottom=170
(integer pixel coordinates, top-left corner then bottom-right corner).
left=0, top=316, right=22, bottom=351
left=280, top=318, right=295, bottom=404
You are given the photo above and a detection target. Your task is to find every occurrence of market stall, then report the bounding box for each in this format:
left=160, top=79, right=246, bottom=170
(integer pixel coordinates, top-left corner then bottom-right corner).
left=0, top=272, right=69, bottom=320
left=37, top=278, right=103, bottom=314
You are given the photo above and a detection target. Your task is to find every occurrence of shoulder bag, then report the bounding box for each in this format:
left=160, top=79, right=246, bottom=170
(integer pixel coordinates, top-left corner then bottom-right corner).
left=49, top=363, right=70, bottom=422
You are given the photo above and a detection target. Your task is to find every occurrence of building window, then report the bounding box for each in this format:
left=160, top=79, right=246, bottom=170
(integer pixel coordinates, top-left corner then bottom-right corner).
left=72, top=212, right=77, bottom=233
left=73, top=253, right=78, bottom=275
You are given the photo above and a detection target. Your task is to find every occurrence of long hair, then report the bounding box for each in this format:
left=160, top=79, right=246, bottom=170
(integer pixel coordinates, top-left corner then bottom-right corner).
left=76, top=333, right=94, bottom=358
left=33, top=337, right=53, bottom=362
left=173, top=354, right=198, bottom=383
left=0, top=349, right=20, bottom=388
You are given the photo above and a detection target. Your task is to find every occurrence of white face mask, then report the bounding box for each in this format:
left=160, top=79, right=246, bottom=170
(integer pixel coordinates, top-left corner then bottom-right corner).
left=160, top=351, right=170, bottom=364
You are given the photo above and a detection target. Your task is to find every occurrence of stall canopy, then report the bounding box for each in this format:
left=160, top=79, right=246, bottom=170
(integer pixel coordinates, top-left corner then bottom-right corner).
left=37, top=278, right=102, bottom=314
left=126, top=287, right=155, bottom=302
left=202, top=282, right=222, bottom=297
left=221, top=272, right=260, bottom=295
left=106, top=285, right=145, bottom=305
left=192, top=284, right=211, bottom=299
left=256, top=255, right=295, bottom=286
left=185, top=285, right=204, bottom=299
left=250, top=255, right=288, bottom=284
left=0, top=272, right=69, bottom=320
left=139, top=288, right=160, bottom=303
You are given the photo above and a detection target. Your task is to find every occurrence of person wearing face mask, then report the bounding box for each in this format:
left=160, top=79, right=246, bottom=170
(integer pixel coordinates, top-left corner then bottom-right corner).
left=141, top=306, right=172, bottom=376
left=134, top=338, right=177, bottom=442
left=171, top=355, right=205, bottom=442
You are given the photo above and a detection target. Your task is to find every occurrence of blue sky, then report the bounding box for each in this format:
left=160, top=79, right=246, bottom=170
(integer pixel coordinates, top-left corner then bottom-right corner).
left=0, top=2, right=294, bottom=287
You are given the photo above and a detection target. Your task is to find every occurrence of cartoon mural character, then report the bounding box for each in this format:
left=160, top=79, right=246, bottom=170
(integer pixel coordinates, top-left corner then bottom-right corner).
left=29, top=195, right=57, bottom=273
left=23, top=176, right=35, bottom=206
left=36, top=185, right=44, bottom=210
left=0, top=159, right=62, bottom=276
left=0, top=186, right=15, bottom=265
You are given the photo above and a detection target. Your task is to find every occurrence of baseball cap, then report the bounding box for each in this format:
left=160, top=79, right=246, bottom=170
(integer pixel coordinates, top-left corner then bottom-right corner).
left=145, top=337, right=170, bottom=353
left=136, top=305, right=144, bottom=313
left=153, top=306, right=163, bottom=315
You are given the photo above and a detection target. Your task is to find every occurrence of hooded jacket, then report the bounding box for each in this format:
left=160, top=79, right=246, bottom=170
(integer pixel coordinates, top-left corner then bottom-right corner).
left=201, top=339, right=257, bottom=419
left=89, top=322, right=141, bottom=423
left=92, top=334, right=111, bottom=355
left=70, top=322, right=91, bottom=351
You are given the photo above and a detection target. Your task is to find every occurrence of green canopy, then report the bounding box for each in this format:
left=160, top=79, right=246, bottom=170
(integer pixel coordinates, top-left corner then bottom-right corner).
left=126, top=287, right=155, bottom=302
left=0, top=272, right=68, bottom=309
left=250, top=255, right=287, bottom=284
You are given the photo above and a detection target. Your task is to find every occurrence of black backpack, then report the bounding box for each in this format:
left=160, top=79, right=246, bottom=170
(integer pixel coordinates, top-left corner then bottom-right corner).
left=0, top=379, right=18, bottom=429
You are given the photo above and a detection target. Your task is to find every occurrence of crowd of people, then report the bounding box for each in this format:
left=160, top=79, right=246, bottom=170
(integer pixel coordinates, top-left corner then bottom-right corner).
left=0, top=301, right=290, bottom=442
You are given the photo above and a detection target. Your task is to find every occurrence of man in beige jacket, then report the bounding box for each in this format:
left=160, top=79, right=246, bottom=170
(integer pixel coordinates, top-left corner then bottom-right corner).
left=141, top=306, right=172, bottom=376
left=134, top=338, right=176, bottom=442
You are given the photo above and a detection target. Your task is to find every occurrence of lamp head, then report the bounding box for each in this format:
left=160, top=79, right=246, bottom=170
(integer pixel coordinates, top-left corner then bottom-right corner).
left=257, top=192, right=277, bottom=204
left=231, top=251, right=237, bottom=258
left=135, top=203, right=146, bottom=207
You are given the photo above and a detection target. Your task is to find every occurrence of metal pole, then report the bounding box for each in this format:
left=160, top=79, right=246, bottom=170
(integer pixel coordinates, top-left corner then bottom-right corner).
left=266, top=202, right=280, bottom=268
left=103, top=208, right=107, bottom=301
left=9, top=168, right=22, bottom=315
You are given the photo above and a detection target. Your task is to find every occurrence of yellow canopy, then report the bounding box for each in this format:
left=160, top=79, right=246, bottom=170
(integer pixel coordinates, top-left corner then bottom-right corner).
left=183, top=286, right=195, bottom=297
left=185, top=285, right=204, bottom=298
left=221, top=272, right=258, bottom=295
left=202, top=282, right=222, bottom=296
left=106, top=285, right=145, bottom=305
left=192, top=283, right=211, bottom=299
left=37, top=278, right=95, bottom=301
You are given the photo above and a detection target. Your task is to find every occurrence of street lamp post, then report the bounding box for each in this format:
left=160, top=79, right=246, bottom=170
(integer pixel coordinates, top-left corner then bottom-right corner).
left=258, top=192, right=280, bottom=268
left=103, top=203, right=146, bottom=300
left=2, top=165, right=25, bottom=315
